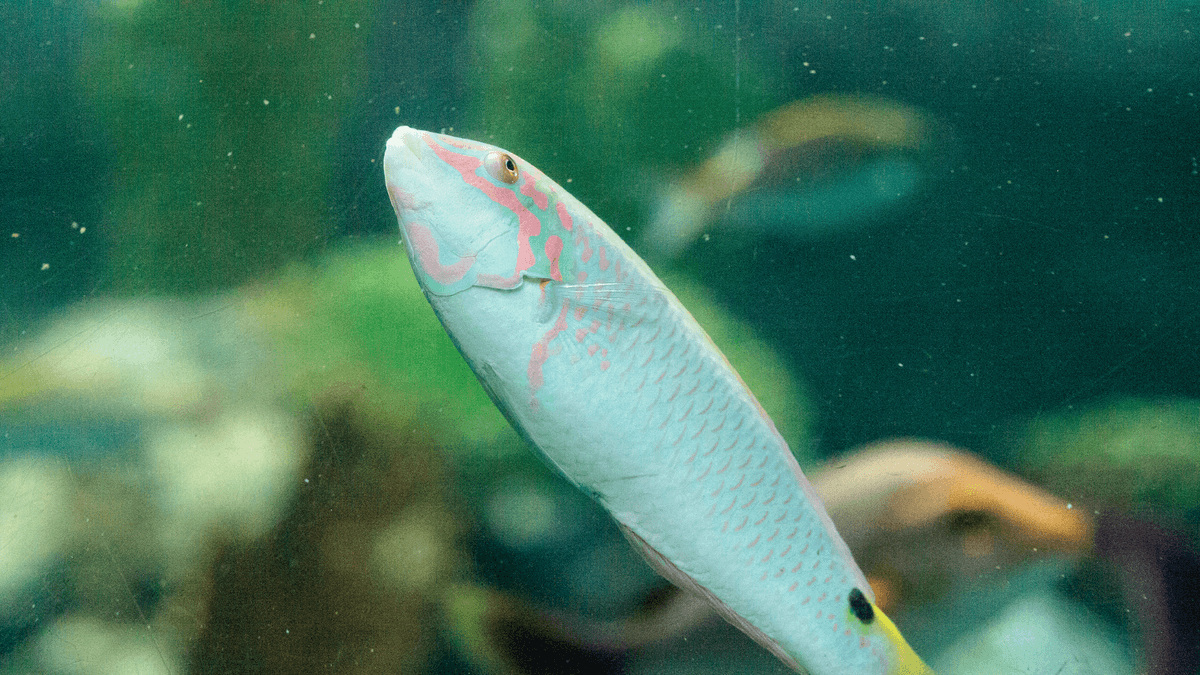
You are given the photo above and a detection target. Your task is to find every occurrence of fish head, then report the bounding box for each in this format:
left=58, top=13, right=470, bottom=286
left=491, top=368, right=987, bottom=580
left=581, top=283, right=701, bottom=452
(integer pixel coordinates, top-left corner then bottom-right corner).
left=384, top=126, right=576, bottom=296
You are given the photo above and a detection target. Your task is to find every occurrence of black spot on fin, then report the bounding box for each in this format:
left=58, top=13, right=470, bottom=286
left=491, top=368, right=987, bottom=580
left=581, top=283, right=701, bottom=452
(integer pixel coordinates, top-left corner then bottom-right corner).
left=849, top=587, right=874, bottom=624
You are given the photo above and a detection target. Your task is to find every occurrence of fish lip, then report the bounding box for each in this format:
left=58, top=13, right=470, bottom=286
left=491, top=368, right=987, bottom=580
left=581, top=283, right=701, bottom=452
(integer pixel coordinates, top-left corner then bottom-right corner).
left=386, top=125, right=427, bottom=169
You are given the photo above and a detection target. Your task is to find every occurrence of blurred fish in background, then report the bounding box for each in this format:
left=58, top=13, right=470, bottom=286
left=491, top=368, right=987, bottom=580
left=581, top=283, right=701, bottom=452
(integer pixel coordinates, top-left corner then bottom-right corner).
left=642, top=95, right=939, bottom=260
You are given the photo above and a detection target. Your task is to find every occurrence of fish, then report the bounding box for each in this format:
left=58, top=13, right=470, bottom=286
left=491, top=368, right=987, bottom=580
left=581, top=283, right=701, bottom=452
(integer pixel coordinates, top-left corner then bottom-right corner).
left=642, top=95, right=932, bottom=259
left=383, top=125, right=935, bottom=675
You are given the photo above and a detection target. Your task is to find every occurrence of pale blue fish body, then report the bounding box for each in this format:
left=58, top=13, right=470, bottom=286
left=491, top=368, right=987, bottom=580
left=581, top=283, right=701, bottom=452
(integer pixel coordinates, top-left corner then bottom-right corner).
left=383, top=126, right=933, bottom=675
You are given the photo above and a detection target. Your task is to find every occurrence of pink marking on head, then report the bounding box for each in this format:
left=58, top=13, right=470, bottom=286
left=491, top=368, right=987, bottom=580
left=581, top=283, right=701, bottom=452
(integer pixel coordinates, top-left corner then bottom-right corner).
left=387, top=184, right=417, bottom=212
left=587, top=344, right=599, bottom=356
left=600, top=360, right=610, bottom=370
left=520, top=176, right=548, bottom=210
left=575, top=328, right=587, bottom=342
left=544, top=234, right=563, bottom=281
left=788, top=582, right=798, bottom=592
left=425, top=137, right=541, bottom=275
left=404, top=221, right=475, bottom=284
left=577, top=270, right=588, bottom=282
left=597, top=246, right=609, bottom=270
left=474, top=270, right=523, bottom=288
left=555, top=200, right=573, bottom=231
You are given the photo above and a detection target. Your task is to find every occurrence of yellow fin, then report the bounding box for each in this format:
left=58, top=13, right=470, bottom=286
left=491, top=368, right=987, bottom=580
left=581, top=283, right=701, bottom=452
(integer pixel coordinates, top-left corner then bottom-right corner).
left=873, top=603, right=936, bottom=675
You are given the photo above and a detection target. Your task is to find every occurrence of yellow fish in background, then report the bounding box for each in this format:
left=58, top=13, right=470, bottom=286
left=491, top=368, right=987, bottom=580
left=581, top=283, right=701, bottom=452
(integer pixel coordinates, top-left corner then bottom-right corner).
left=643, top=95, right=934, bottom=259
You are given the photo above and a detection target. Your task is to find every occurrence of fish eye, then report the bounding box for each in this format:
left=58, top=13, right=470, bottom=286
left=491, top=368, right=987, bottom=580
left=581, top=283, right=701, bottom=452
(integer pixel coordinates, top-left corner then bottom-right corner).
left=485, top=151, right=520, bottom=184
left=848, top=588, right=874, bottom=624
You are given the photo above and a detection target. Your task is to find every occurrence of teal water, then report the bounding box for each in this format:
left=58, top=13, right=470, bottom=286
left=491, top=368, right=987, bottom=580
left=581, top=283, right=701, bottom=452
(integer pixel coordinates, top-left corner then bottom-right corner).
left=1, top=1, right=1197, bottom=674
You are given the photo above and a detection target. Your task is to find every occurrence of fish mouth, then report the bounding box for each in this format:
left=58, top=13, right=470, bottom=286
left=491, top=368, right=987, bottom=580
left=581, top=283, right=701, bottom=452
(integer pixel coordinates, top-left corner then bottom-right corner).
left=386, top=125, right=428, bottom=170
left=384, top=126, right=431, bottom=216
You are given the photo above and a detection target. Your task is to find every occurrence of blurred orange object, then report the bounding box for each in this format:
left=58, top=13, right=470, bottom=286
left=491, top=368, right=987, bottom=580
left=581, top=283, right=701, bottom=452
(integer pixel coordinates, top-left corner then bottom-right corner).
left=812, top=439, right=1094, bottom=612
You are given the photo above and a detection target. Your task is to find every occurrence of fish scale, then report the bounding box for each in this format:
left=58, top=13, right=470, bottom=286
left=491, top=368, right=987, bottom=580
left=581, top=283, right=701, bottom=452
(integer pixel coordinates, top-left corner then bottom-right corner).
left=383, top=125, right=934, bottom=675
left=495, top=175, right=863, bottom=658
